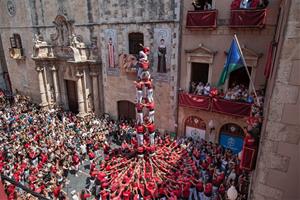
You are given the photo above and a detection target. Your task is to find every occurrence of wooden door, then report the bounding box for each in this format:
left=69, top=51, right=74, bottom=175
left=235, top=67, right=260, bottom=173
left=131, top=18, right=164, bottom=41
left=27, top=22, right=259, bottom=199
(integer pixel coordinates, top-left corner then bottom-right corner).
left=65, top=80, right=78, bottom=113
left=117, top=101, right=136, bottom=120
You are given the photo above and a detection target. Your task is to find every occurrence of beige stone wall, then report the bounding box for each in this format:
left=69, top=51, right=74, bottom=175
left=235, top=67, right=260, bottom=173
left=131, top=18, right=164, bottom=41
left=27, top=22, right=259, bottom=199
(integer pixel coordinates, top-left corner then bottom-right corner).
left=100, top=22, right=180, bottom=132
left=251, top=0, right=300, bottom=199
left=180, top=0, right=281, bottom=91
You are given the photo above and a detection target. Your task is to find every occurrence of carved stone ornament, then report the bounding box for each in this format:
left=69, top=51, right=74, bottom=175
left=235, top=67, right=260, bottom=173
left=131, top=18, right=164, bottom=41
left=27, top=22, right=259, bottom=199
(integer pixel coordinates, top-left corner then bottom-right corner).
left=7, top=0, right=16, bottom=17
left=32, top=34, right=54, bottom=59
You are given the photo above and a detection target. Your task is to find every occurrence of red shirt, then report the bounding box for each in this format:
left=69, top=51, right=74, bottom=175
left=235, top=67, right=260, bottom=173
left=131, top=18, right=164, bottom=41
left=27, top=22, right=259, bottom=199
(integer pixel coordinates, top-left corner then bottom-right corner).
left=196, top=181, right=203, bottom=192
left=122, top=190, right=131, bottom=200
left=81, top=193, right=91, bottom=200
left=136, top=125, right=145, bottom=134
left=146, top=123, right=155, bottom=133
left=244, top=134, right=255, bottom=147
left=53, top=185, right=61, bottom=198
left=146, top=102, right=155, bottom=110
left=204, top=183, right=212, bottom=196
left=88, top=152, right=95, bottom=159
left=182, top=185, right=190, bottom=198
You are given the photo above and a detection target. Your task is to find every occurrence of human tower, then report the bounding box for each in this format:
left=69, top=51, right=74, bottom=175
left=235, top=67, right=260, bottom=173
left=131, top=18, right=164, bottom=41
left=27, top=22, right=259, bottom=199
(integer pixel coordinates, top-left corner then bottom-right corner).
left=98, top=47, right=198, bottom=199
left=134, top=46, right=156, bottom=156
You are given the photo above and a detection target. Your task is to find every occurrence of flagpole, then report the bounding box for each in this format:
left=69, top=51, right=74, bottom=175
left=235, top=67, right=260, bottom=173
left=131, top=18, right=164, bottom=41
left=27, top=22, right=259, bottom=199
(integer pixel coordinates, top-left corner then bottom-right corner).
left=233, top=34, right=261, bottom=107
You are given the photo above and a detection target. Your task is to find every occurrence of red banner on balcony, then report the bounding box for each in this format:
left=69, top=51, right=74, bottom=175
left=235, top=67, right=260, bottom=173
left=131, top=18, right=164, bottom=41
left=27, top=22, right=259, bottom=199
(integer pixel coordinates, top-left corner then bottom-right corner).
left=211, top=98, right=252, bottom=117
left=230, top=9, right=266, bottom=28
left=186, top=10, right=218, bottom=28
left=178, top=93, right=211, bottom=110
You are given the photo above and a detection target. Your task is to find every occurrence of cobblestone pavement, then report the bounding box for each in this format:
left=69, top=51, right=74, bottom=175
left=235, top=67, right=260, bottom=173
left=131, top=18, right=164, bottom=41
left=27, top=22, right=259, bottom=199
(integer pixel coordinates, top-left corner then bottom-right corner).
left=63, top=143, right=119, bottom=198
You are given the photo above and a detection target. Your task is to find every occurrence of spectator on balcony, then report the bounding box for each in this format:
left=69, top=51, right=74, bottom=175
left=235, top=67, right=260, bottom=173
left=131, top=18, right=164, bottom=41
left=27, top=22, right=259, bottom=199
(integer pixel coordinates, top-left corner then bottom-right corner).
left=204, top=1, right=213, bottom=10
left=259, top=0, right=269, bottom=8
left=192, top=0, right=212, bottom=10
left=192, top=0, right=205, bottom=11
left=194, top=82, right=204, bottom=95
left=190, top=82, right=197, bottom=93
left=231, top=0, right=260, bottom=9
left=204, top=83, right=211, bottom=96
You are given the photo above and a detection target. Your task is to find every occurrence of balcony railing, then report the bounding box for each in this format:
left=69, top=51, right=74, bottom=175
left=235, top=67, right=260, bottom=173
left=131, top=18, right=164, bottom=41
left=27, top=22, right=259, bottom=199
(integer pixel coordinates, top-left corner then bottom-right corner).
left=179, top=92, right=252, bottom=117
left=186, top=10, right=218, bottom=29
left=229, top=9, right=266, bottom=28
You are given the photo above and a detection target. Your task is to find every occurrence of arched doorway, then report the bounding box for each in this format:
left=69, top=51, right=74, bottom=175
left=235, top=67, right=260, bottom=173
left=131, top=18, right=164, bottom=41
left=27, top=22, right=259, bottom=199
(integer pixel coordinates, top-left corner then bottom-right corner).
left=219, top=123, right=244, bottom=154
left=185, top=116, right=206, bottom=141
left=117, top=100, right=136, bottom=120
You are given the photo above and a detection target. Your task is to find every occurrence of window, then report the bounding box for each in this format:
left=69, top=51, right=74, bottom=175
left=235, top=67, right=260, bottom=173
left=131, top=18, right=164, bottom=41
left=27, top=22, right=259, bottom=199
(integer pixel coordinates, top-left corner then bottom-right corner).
left=191, top=62, right=209, bottom=84
left=9, top=33, right=22, bottom=49
left=128, top=33, right=144, bottom=55
left=228, top=67, right=252, bottom=89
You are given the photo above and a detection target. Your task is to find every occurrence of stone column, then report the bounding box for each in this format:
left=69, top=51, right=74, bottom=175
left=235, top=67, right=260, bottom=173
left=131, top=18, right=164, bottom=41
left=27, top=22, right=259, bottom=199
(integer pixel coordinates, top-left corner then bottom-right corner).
left=36, top=66, right=48, bottom=107
left=42, top=66, right=53, bottom=105
left=90, top=72, right=100, bottom=115
left=76, top=71, right=86, bottom=117
left=84, top=68, right=92, bottom=113
left=51, top=65, right=61, bottom=105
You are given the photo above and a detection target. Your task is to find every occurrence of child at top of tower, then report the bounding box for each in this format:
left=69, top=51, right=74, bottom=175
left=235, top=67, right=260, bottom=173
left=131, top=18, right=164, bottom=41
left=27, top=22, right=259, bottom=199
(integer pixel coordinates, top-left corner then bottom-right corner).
left=138, top=44, right=150, bottom=62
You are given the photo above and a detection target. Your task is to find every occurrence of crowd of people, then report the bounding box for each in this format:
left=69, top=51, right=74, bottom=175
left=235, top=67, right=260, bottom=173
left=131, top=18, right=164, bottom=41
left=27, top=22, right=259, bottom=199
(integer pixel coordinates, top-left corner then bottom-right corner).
left=191, top=0, right=269, bottom=11
left=0, top=90, right=252, bottom=200
left=230, top=0, right=269, bottom=9
left=86, top=135, right=251, bottom=200
left=190, top=82, right=264, bottom=103
left=0, top=91, right=134, bottom=199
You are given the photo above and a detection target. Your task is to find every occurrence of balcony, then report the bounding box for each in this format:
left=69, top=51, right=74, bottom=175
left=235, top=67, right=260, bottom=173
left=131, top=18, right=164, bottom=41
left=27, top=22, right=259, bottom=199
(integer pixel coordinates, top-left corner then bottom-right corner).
left=186, top=10, right=218, bottom=29
left=229, top=9, right=267, bottom=28
left=179, top=92, right=252, bottom=117
left=9, top=48, right=25, bottom=60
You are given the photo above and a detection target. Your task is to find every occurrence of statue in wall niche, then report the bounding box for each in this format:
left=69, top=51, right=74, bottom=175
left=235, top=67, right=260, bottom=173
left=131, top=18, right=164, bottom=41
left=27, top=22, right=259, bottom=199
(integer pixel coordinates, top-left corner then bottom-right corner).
left=70, top=34, right=81, bottom=48
left=49, top=86, right=55, bottom=103
left=69, top=34, right=87, bottom=62
left=33, top=34, right=50, bottom=58
left=157, top=38, right=167, bottom=73
left=87, top=93, right=94, bottom=112
left=89, top=37, right=100, bottom=60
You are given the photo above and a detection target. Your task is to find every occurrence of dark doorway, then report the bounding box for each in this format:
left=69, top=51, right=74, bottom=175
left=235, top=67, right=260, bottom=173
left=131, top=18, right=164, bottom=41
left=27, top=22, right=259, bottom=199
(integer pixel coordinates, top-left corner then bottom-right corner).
left=0, top=34, right=11, bottom=93
left=117, top=101, right=136, bottom=120
left=191, top=62, right=209, bottom=84
left=65, top=80, right=78, bottom=113
left=128, top=33, right=144, bottom=56
left=229, top=67, right=252, bottom=89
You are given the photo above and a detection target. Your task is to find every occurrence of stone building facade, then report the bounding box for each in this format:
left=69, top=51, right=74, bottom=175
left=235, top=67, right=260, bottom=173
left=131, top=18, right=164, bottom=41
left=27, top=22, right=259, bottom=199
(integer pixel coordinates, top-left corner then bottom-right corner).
left=0, top=0, right=181, bottom=132
left=178, top=0, right=281, bottom=144
left=98, top=0, right=181, bottom=131
left=251, top=0, right=300, bottom=199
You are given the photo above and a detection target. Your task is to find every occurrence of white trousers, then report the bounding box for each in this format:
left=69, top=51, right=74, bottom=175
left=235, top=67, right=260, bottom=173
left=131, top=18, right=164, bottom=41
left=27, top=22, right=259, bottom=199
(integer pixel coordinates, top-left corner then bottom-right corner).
left=149, top=132, right=155, bottom=145
left=137, top=134, right=144, bottom=146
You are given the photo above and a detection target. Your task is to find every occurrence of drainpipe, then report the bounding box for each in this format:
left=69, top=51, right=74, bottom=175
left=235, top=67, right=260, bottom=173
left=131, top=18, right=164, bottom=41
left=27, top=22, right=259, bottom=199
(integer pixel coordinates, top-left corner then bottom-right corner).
left=175, top=0, right=184, bottom=137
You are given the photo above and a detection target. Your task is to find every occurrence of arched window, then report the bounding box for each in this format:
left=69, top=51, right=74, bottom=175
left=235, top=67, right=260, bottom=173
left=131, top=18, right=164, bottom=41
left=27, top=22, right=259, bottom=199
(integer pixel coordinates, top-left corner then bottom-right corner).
left=219, top=123, right=244, bottom=154
left=220, top=123, right=244, bottom=137
left=128, top=33, right=144, bottom=55
left=185, top=116, right=206, bottom=141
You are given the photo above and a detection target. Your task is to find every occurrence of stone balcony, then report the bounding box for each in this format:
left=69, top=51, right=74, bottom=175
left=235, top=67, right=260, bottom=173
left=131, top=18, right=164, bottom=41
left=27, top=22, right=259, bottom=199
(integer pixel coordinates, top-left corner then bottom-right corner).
left=186, top=10, right=218, bottom=29
left=229, top=9, right=267, bottom=28
left=178, top=92, right=252, bottom=117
